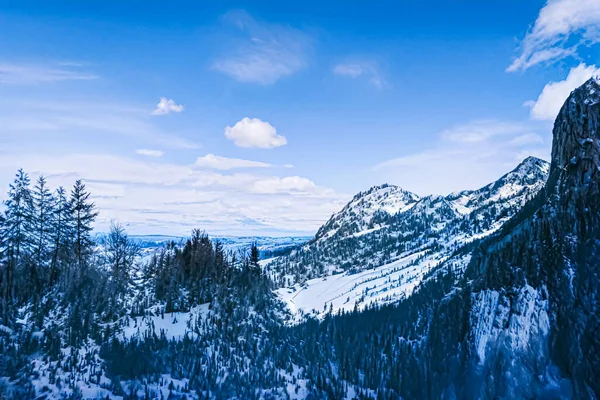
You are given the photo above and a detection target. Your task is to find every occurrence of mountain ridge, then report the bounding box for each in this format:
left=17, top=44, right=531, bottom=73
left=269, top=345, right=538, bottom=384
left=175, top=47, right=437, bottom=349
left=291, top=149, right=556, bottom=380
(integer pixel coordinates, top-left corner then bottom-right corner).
left=265, top=156, right=550, bottom=293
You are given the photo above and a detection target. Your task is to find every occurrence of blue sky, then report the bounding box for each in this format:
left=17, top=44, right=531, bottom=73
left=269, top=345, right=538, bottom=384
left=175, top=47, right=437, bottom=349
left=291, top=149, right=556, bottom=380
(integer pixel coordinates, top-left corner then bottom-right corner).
left=1, top=0, right=599, bottom=235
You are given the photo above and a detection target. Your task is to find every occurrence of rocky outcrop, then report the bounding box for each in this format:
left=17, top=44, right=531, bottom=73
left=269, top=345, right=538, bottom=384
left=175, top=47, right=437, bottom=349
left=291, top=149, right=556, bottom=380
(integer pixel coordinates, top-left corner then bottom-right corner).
left=463, top=77, right=600, bottom=399
left=548, top=76, right=600, bottom=197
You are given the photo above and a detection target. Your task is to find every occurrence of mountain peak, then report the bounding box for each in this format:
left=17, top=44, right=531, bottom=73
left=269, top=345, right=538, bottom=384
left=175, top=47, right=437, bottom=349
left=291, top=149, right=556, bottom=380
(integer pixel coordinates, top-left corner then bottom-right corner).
left=548, top=77, right=600, bottom=195
left=314, top=184, right=419, bottom=241
left=513, top=156, right=549, bottom=174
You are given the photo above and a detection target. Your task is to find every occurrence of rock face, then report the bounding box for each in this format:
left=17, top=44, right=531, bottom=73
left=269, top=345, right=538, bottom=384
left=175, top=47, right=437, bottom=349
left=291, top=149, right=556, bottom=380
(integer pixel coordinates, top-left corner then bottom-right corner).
left=548, top=76, right=600, bottom=196
left=463, top=77, right=600, bottom=398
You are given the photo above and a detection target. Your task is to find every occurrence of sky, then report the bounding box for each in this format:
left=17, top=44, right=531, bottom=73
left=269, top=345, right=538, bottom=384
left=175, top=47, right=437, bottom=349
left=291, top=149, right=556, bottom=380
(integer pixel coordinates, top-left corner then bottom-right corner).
left=0, top=0, right=599, bottom=236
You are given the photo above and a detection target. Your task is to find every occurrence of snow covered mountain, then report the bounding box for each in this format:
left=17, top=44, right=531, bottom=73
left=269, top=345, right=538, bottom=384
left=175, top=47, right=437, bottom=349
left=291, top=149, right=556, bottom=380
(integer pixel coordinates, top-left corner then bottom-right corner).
left=277, top=76, right=600, bottom=399
left=314, top=184, right=419, bottom=241
left=266, top=156, right=549, bottom=318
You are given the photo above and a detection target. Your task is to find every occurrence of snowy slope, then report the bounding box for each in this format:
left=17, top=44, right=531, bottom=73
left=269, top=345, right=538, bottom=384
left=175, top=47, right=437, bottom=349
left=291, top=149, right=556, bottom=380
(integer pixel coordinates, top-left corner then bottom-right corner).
left=268, top=157, right=550, bottom=318
left=277, top=250, right=471, bottom=321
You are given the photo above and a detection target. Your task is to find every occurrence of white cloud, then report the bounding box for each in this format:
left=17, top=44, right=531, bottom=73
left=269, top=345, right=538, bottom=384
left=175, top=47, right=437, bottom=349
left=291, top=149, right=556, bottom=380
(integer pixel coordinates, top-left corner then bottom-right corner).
left=225, top=117, right=287, bottom=148
left=333, top=64, right=364, bottom=78
left=152, top=97, right=184, bottom=115
left=508, top=0, right=600, bottom=72
left=136, top=149, right=164, bottom=157
left=526, top=63, right=600, bottom=120
left=333, top=61, right=385, bottom=88
left=373, top=120, right=550, bottom=195
left=212, top=11, right=311, bottom=84
left=249, top=176, right=321, bottom=195
left=194, top=154, right=272, bottom=170
left=0, top=152, right=346, bottom=235
left=0, top=62, right=98, bottom=84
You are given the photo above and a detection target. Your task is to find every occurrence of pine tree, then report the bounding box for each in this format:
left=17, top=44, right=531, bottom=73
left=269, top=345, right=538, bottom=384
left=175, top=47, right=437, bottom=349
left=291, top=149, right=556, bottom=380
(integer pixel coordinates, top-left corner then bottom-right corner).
left=250, top=242, right=260, bottom=269
left=30, top=175, right=55, bottom=292
left=70, top=180, right=98, bottom=270
left=104, top=221, right=139, bottom=302
left=50, top=186, right=73, bottom=286
left=0, top=169, right=33, bottom=319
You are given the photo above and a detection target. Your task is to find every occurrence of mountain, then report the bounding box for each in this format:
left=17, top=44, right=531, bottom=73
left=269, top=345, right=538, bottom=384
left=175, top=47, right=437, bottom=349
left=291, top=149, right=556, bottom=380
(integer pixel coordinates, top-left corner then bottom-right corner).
left=313, top=184, right=420, bottom=242
left=285, top=77, right=600, bottom=399
left=267, top=156, right=549, bottom=318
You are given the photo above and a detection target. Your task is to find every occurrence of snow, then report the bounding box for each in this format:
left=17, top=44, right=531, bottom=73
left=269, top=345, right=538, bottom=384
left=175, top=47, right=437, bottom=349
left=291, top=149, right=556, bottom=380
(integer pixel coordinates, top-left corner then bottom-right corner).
left=121, top=374, right=198, bottom=399
left=120, top=303, right=211, bottom=341
left=315, top=184, right=419, bottom=241
left=471, top=284, right=550, bottom=364
left=277, top=251, right=470, bottom=321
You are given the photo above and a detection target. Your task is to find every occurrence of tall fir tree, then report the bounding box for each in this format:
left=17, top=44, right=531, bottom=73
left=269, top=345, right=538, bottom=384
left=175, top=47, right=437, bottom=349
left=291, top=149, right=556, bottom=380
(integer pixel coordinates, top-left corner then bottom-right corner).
left=104, top=221, right=139, bottom=302
left=30, top=175, right=55, bottom=293
left=250, top=242, right=260, bottom=269
left=0, top=169, right=33, bottom=320
left=70, top=180, right=98, bottom=271
left=49, top=186, right=73, bottom=286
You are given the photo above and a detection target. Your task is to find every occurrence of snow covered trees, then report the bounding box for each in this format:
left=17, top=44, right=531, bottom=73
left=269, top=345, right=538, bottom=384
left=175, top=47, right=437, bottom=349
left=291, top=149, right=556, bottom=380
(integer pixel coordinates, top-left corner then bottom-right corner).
left=104, top=221, right=139, bottom=301
left=0, top=171, right=100, bottom=325
left=0, top=170, right=33, bottom=321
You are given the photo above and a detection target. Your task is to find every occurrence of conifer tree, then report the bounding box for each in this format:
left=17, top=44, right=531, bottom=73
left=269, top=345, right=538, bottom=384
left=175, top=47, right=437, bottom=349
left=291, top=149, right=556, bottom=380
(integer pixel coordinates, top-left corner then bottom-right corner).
left=250, top=242, right=260, bottom=269
left=104, top=221, right=139, bottom=301
left=70, top=180, right=98, bottom=270
left=50, top=186, right=73, bottom=286
left=1, top=169, right=33, bottom=317
left=30, top=175, right=54, bottom=292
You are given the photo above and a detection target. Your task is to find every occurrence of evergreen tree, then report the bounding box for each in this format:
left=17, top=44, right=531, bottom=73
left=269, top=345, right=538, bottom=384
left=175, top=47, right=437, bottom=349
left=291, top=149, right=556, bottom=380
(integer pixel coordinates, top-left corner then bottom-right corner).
left=30, top=175, right=54, bottom=293
left=104, top=221, right=139, bottom=302
left=49, top=186, right=73, bottom=286
left=250, top=242, right=260, bottom=269
left=0, top=169, right=33, bottom=321
left=70, top=180, right=98, bottom=270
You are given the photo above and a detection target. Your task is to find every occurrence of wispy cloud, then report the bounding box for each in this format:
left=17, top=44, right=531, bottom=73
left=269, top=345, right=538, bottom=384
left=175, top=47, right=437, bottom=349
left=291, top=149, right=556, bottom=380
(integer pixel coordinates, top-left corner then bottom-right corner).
left=194, top=154, right=272, bottom=170
left=212, top=10, right=312, bottom=85
left=507, top=0, right=600, bottom=72
left=525, top=63, right=600, bottom=120
left=152, top=97, right=184, bottom=115
left=333, top=61, right=386, bottom=88
left=0, top=62, right=98, bottom=84
left=136, top=149, right=164, bottom=157
left=440, top=120, right=532, bottom=143
left=225, top=117, right=287, bottom=148
left=0, top=98, right=201, bottom=150
left=373, top=120, right=549, bottom=195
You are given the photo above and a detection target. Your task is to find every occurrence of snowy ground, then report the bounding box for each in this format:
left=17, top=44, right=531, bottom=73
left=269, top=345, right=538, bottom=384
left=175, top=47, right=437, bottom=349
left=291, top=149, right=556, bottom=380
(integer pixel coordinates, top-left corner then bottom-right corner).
left=276, top=250, right=471, bottom=321
left=120, top=303, right=211, bottom=341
